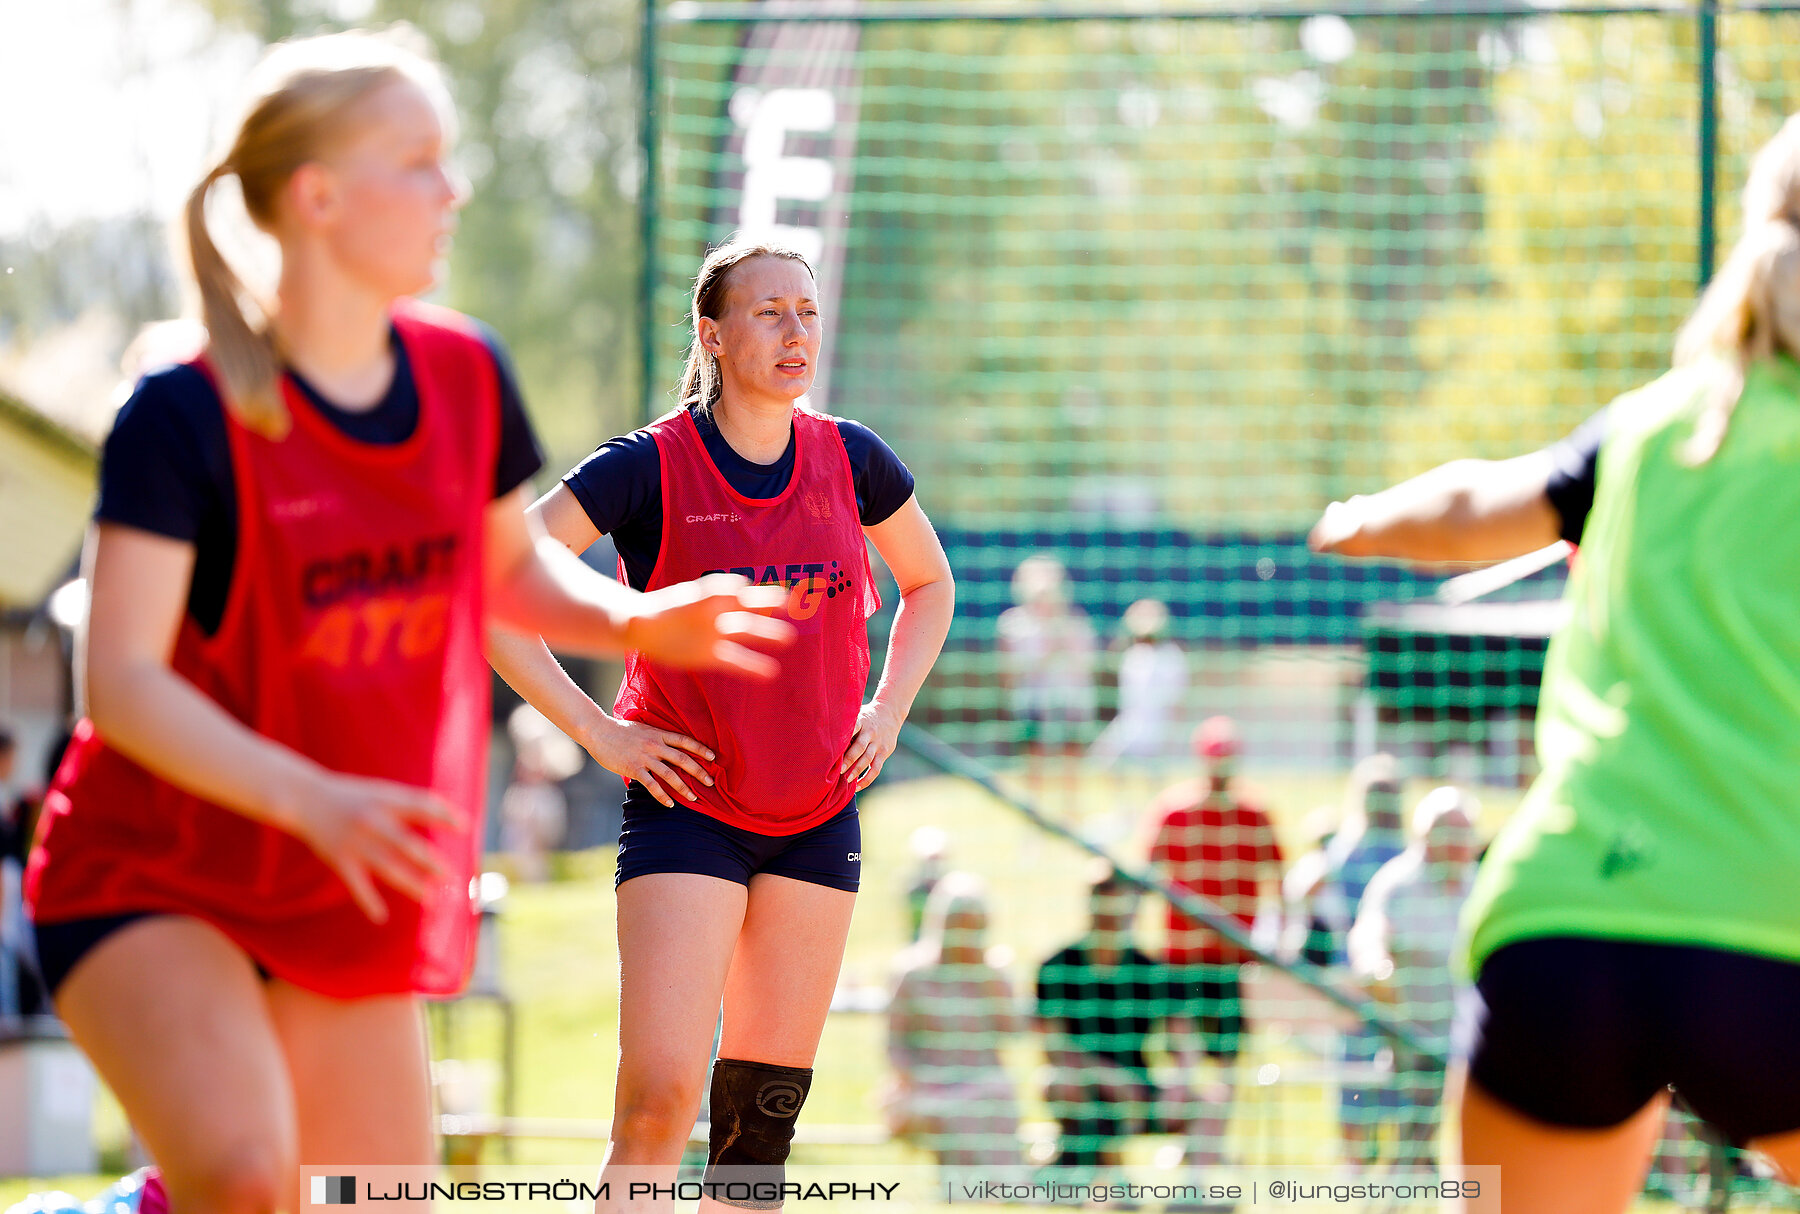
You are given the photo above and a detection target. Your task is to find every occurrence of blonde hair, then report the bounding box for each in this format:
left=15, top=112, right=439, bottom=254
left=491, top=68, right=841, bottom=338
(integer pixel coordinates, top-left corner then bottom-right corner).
left=1410, top=785, right=1478, bottom=844
left=1009, top=553, right=1069, bottom=608
left=1673, top=113, right=1800, bottom=463
left=1344, top=752, right=1400, bottom=816
left=184, top=26, right=450, bottom=437
left=914, top=872, right=991, bottom=965
left=676, top=236, right=815, bottom=415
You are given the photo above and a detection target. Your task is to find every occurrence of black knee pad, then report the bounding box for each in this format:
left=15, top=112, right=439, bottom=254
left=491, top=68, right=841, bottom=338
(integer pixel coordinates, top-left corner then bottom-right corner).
left=705, top=1058, right=813, bottom=1209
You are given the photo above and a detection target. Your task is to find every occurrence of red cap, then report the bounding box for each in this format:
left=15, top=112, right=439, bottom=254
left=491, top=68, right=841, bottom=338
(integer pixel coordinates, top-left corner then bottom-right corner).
left=1192, top=715, right=1240, bottom=760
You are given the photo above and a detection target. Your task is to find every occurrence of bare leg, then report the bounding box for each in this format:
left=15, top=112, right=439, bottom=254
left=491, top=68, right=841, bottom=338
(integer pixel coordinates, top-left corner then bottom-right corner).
left=1748, top=1125, right=1800, bottom=1184
left=1459, top=1076, right=1666, bottom=1214
left=705, top=875, right=856, bottom=1213
left=1185, top=1072, right=1234, bottom=1170
left=1341, top=1120, right=1378, bottom=1173
left=1394, top=1066, right=1447, bottom=1172
left=717, top=875, right=855, bottom=1064
left=54, top=917, right=296, bottom=1214
left=600, top=874, right=748, bottom=1214
left=268, top=982, right=436, bottom=1210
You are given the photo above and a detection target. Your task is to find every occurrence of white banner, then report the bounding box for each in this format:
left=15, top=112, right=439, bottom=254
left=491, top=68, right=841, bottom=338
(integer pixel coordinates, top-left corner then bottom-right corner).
left=708, top=11, right=862, bottom=411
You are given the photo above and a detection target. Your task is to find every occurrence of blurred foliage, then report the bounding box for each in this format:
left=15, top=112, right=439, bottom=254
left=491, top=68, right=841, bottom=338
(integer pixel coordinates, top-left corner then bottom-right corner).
left=9, top=2, right=1800, bottom=512
left=657, top=10, right=1800, bottom=533
left=1393, top=12, right=1800, bottom=484
left=0, top=216, right=177, bottom=355
left=840, top=17, right=1498, bottom=526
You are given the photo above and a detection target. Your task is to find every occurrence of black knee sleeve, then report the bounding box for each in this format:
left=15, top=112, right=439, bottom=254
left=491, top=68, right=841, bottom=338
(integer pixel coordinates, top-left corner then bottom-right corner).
left=705, top=1058, right=813, bottom=1209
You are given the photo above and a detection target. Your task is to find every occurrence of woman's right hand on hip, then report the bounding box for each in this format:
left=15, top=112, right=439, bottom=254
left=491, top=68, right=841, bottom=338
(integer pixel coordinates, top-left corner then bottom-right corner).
left=584, top=714, right=714, bottom=808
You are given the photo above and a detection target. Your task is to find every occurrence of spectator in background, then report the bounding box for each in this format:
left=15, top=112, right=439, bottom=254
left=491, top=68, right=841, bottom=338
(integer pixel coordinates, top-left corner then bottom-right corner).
left=0, top=724, right=19, bottom=862
left=1035, top=860, right=1199, bottom=1173
left=499, top=704, right=581, bottom=883
left=903, top=824, right=950, bottom=943
left=1089, top=598, right=1188, bottom=771
left=1278, top=803, right=1345, bottom=969
left=0, top=724, right=47, bottom=1017
left=6, top=726, right=63, bottom=1018
left=0, top=723, right=24, bottom=1017
left=1141, top=715, right=1284, bottom=1166
left=997, top=555, right=1096, bottom=785
left=1346, top=786, right=1480, bottom=1169
left=883, top=872, right=1022, bottom=1169
left=1282, top=755, right=1407, bottom=967
left=1290, top=754, right=1411, bottom=1169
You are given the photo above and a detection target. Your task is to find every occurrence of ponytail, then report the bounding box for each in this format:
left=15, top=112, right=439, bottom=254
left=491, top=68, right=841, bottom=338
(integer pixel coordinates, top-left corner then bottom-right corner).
left=1673, top=218, right=1800, bottom=464
left=1673, top=113, right=1800, bottom=464
left=676, top=320, right=720, bottom=416
left=184, top=161, right=287, bottom=437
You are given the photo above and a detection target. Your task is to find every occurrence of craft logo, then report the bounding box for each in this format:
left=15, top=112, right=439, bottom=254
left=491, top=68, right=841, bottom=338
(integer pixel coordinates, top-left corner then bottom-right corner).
left=756, top=1079, right=807, bottom=1117
left=301, top=535, right=459, bottom=608
left=1600, top=820, right=1653, bottom=880
left=687, top=512, right=742, bottom=523
left=701, top=561, right=856, bottom=621
left=311, top=1176, right=356, bottom=1205
left=297, top=534, right=460, bottom=669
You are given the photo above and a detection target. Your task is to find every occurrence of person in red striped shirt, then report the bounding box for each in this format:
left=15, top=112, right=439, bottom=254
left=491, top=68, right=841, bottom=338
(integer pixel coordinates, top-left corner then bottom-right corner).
left=1140, top=715, right=1285, bottom=1167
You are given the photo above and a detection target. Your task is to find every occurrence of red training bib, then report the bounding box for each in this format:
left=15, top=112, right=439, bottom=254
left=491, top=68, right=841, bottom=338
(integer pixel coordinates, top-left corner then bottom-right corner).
left=27, top=300, right=498, bottom=998
left=614, top=407, right=880, bottom=834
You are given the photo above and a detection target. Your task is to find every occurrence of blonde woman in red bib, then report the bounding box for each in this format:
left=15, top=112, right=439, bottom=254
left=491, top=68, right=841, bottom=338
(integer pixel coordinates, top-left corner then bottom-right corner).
left=27, top=30, right=788, bottom=1213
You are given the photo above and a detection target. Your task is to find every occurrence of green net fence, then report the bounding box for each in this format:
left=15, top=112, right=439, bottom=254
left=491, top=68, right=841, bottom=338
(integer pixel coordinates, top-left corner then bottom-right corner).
left=632, top=2, right=1800, bottom=1202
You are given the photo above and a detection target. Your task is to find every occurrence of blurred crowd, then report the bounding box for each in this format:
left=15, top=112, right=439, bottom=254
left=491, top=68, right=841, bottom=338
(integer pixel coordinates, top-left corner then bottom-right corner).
left=1, top=722, right=65, bottom=1021
left=881, top=707, right=1484, bottom=1182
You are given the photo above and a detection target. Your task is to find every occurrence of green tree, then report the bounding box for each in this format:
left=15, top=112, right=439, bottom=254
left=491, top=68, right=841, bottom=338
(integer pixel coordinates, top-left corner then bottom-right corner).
left=660, top=14, right=1500, bottom=530
left=1388, top=13, right=1800, bottom=483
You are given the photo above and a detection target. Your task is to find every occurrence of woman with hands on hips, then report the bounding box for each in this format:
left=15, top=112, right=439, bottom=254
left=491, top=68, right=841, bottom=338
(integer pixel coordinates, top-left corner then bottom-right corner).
left=487, top=236, right=954, bottom=1211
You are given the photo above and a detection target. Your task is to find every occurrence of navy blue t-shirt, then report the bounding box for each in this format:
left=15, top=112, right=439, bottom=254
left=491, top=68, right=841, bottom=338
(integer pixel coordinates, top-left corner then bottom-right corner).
left=1542, top=408, right=1605, bottom=545
left=562, top=406, right=916, bottom=589
left=95, top=321, right=544, bottom=635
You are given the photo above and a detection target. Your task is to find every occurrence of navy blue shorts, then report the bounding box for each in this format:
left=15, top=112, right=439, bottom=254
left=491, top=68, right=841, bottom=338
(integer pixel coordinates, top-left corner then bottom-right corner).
left=614, top=784, right=861, bottom=893
left=34, top=913, right=272, bottom=999
left=1470, top=936, right=1800, bottom=1144
left=35, top=913, right=157, bottom=998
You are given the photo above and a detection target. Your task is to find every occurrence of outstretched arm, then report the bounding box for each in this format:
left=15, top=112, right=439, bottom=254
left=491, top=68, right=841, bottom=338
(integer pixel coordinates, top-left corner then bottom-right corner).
left=486, top=483, right=774, bottom=807
left=1346, top=866, right=1400, bottom=1002
left=1309, top=452, right=1562, bottom=565
left=484, top=484, right=792, bottom=674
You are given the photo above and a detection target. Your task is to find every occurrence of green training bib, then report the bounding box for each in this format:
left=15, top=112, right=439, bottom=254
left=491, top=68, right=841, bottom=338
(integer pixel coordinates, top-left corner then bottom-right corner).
left=1462, top=354, right=1800, bottom=976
